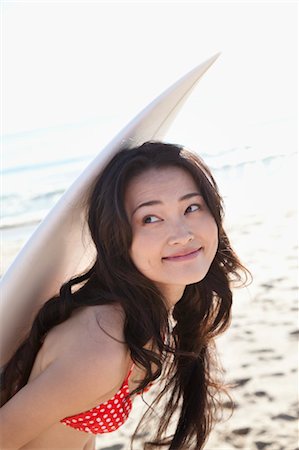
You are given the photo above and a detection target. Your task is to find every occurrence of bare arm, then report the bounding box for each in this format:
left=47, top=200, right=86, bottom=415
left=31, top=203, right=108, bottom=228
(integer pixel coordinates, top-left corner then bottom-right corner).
left=83, top=437, right=96, bottom=450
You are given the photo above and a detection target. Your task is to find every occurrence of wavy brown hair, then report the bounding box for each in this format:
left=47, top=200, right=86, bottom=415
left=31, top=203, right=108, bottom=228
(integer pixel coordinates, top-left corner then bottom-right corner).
left=1, top=141, right=250, bottom=449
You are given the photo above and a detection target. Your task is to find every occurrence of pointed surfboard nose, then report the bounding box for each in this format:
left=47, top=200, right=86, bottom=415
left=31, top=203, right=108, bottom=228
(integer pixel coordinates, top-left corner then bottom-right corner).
left=118, top=52, right=221, bottom=146
left=0, top=53, right=221, bottom=365
left=153, top=53, right=221, bottom=140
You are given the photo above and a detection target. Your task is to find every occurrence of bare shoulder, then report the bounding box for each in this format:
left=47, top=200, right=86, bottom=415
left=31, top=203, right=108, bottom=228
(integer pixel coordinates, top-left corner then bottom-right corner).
left=70, top=303, right=128, bottom=370
left=29, top=302, right=130, bottom=401
left=62, top=303, right=130, bottom=395
left=84, top=302, right=127, bottom=346
left=44, top=302, right=128, bottom=371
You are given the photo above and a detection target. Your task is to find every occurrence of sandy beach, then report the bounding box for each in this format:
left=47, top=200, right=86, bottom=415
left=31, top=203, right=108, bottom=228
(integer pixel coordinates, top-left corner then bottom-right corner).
left=1, top=195, right=298, bottom=450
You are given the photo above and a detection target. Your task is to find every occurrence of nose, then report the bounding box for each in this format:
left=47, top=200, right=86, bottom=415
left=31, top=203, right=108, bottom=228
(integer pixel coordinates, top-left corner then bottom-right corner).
left=167, top=220, right=194, bottom=246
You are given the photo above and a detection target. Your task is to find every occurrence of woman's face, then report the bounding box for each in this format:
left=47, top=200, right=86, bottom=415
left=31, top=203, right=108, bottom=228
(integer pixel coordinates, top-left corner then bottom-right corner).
left=125, top=166, right=218, bottom=304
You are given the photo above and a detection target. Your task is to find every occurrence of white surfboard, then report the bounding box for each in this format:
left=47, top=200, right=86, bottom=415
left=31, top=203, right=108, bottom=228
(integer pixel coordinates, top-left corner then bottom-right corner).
left=0, top=53, right=220, bottom=365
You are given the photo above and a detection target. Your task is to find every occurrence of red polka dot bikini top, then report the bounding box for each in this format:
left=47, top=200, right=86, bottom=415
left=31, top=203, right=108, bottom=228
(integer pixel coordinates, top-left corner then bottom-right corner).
left=61, top=364, right=150, bottom=434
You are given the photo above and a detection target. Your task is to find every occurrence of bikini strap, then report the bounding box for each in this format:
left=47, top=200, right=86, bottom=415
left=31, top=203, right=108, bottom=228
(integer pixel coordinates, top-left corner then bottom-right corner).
left=124, top=363, right=135, bottom=383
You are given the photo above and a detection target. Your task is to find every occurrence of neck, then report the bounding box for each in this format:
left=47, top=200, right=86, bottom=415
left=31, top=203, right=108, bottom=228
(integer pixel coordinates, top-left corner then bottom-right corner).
left=155, top=283, right=185, bottom=310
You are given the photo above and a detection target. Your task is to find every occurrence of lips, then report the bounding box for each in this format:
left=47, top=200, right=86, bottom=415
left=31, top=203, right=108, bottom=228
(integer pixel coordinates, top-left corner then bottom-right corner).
left=162, top=247, right=202, bottom=261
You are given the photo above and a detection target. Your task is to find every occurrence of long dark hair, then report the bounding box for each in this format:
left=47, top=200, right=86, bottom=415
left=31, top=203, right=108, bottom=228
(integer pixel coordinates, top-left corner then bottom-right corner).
left=1, top=141, right=250, bottom=449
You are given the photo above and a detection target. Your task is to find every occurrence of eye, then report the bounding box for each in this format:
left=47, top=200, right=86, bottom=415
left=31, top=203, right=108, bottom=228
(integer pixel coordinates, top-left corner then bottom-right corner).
left=185, top=204, right=201, bottom=214
left=143, top=215, right=161, bottom=224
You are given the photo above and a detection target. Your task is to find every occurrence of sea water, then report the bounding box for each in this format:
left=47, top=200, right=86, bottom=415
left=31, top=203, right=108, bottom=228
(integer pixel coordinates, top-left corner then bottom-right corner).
left=1, top=116, right=297, bottom=232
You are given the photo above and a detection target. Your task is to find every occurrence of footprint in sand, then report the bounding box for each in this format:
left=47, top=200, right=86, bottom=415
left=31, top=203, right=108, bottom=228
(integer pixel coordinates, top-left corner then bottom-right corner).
left=232, top=377, right=251, bottom=388
left=250, top=348, right=274, bottom=354
left=232, top=427, right=252, bottom=436
left=272, top=413, right=297, bottom=421
left=255, top=441, right=273, bottom=449
left=101, top=445, right=124, bottom=450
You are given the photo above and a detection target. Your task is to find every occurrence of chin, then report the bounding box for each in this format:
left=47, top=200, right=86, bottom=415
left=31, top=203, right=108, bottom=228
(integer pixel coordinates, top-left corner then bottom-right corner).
left=185, top=271, right=210, bottom=285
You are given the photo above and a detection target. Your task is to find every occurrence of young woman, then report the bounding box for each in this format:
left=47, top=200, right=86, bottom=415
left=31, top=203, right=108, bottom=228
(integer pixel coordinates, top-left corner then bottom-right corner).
left=0, top=141, right=249, bottom=450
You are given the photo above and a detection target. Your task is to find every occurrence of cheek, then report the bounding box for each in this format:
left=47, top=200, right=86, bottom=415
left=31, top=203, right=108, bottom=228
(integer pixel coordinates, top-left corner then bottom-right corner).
left=205, top=217, right=219, bottom=252
left=129, top=229, right=155, bottom=268
left=211, top=218, right=218, bottom=240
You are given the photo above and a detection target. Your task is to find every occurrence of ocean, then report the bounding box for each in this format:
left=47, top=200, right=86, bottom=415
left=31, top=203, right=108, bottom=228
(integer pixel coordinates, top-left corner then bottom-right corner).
left=1, top=116, right=297, bottom=231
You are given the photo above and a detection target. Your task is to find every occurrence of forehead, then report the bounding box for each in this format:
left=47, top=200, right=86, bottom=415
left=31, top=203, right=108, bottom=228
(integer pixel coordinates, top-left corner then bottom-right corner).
left=125, top=166, right=199, bottom=206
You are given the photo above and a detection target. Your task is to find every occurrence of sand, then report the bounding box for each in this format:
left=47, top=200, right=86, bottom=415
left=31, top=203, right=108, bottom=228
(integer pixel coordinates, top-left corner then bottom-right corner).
left=1, top=198, right=298, bottom=449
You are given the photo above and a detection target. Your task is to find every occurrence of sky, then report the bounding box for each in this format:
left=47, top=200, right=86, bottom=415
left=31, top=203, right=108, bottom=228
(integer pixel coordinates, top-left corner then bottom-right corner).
left=1, top=1, right=297, bottom=150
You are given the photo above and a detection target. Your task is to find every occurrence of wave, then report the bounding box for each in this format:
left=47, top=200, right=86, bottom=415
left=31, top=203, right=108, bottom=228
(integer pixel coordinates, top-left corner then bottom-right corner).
left=1, top=155, right=93, bottom=175
left=200, top=146, right=253, bottom=159
left=32, top=189, right=65, bottom=201
left=1, top=190, right=66, bottom=230
left=208, top=152, right=295, bottom=172
left=0, top=219, right=42, bottom=230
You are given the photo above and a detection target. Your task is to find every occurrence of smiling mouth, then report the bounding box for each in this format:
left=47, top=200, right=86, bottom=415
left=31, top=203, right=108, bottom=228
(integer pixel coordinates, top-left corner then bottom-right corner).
left=162, top=248, right=202, bottom=262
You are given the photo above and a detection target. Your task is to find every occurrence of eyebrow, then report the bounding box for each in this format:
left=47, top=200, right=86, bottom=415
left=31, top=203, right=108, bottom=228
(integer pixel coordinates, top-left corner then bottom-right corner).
left=132, top=192, right=202, bottom=216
